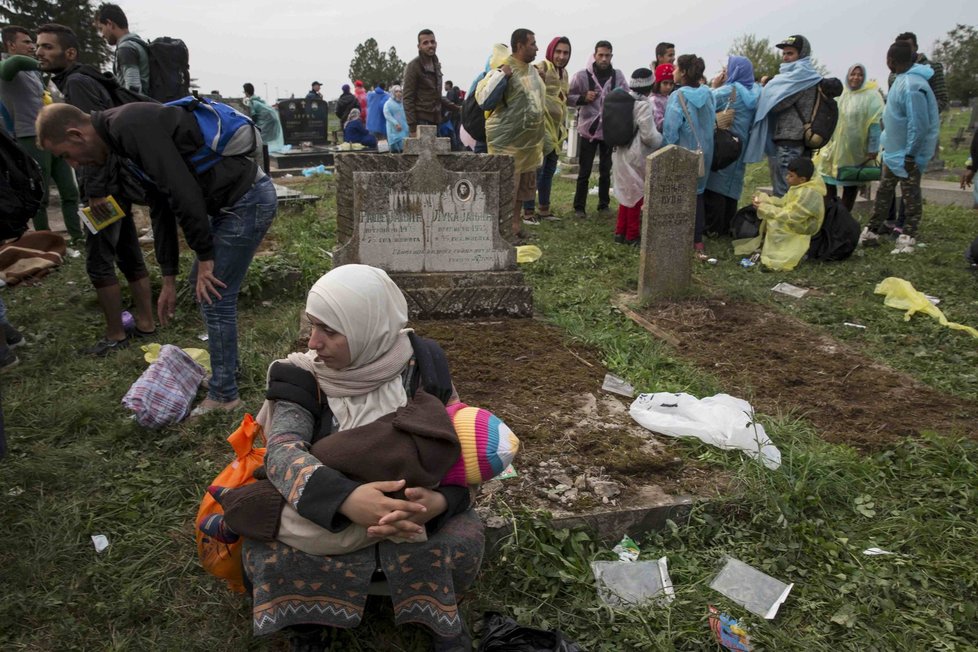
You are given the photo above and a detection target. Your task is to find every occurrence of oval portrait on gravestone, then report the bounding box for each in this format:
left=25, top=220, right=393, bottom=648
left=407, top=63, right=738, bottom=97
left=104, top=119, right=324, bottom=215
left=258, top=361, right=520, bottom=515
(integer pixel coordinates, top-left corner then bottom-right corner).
left=288, top=102, right=296, bottom=111
left=311, top=102, right=319, bottom=110
left=454, top=179, right=473, bottom=202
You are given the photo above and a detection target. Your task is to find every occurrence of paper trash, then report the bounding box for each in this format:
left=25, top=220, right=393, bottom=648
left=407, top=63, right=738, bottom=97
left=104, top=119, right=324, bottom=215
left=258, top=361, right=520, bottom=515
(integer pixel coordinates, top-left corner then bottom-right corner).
left=771, top=282, right=809, bottom=299
left=602, top=373, right=635, bottom=398
left=91, top=534, right=110, bottom=553
left=710, top=557, right=793, bottom=619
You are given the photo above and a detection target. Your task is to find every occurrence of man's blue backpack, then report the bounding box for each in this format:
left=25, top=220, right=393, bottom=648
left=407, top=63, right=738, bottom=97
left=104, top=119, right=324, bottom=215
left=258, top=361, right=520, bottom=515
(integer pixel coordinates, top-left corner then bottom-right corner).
left=166, top=96, right=261, bottom=174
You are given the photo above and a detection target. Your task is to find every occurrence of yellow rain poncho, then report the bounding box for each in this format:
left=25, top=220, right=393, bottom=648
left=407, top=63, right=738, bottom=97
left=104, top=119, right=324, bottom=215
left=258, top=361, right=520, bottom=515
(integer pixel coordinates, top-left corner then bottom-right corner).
left=477, top=51, right=546, bottom=173
left=875, top=277, right=978, bottom=339
left=734, top=176, right=827, bottom=271
left=536, top=58, right=569, bottom=155
left=814, top=65, right=883, bottom=182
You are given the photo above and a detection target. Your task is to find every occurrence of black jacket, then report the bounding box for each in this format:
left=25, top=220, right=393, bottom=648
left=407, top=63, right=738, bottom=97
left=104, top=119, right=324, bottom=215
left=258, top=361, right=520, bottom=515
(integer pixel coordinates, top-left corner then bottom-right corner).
left=52, top=64, right=117, bottom=199
left=92, top=103, right=258, bottom=274
left=335, top=92, right=357, bottom=122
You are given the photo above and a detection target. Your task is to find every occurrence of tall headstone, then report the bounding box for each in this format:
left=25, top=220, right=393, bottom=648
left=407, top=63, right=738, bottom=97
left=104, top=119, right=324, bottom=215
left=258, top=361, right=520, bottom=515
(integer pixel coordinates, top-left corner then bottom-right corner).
left=968, top=98, right=978, bottom=132
left=279, top=98, right=329, bottom=146
left=333, top=125, right=533, bottom=319
left=637, top=145, right=699, bottom=301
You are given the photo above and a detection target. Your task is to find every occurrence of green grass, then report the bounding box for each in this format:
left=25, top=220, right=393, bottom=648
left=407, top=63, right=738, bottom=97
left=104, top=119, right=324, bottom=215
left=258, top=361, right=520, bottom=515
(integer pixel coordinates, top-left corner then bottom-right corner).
left=2, top=164, right=977, bottom=650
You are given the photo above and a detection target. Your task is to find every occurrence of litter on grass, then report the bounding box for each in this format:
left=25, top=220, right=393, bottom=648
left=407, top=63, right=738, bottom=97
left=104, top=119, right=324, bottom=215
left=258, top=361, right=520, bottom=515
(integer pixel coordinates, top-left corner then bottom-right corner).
left=601, top=373, right=635, bottom=398
left=709, top=605, right=753, bottom=651
left=592, top=557, right=675, bottom=608
left=843, top=322, right=867, bottom=329
left=612, top=535, right=640, bottom=562
left=496, top=464, right=519, bottom=480
left=875, top=277, right=978, bottom=339
left=516, top=245, right=542, bottom=264
left=197, top=333, right=209, bottom=341
left=771, top=282, right=809, bottom=298
left=630, top=393, right=781, bottom=470
left=709, top=557, right=793, bottom=619
left=91, top=534, right=110, bottom=553
left=862, top=547, right=896, bottom=556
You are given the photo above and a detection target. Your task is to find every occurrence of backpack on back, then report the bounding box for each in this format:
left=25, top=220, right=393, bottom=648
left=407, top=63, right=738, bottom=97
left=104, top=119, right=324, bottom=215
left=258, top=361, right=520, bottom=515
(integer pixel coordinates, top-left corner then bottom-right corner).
left=166, top=96, right=261, bottom=174
left=130, top=36, right=191, bottom=103
left=795, top=78, right=842, bottom=150
left=72, top=65, right=157, bottom=107
left=807, top=196, right=860, bottom=262
left=0, top=129, right=44, bottom=240
left=601, top=87, right=636, bottom=148
left=461, top=91, right=487, bottom=143
left=730, top=205, right=761, bottom=240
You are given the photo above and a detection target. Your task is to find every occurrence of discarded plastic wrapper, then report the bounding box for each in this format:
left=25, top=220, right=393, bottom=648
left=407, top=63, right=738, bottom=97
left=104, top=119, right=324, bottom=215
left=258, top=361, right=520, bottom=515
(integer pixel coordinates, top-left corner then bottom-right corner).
left=588, top=186, right=599, bottom=195
left=198, top=333, right=209, bottom=342
left=496, top=464, right=519, bottom=480
left=771, top=282, right=809, bottom=298
left=709, top=605, right=753, bottom=651
left=875, top=277, right=978, bottom=339
left=739, top=257, right=755, bottom=269
left=843, top=322, right=867, bottom=329
left=592, top=557, right=675, bottom=607
left=862, top=547, right=896, bottom=556
left=706, top=257, right=718, bottom=265
left=630, top=393, right=781, bottom=470
left=612, top=535, right=640, bottom=562
left=91, top=534, right=110, bottom=553
left=709, top=557, right=793, bottom=619
left=516, top=245, right=542, bottom=264
left=602, top=373, right=635, bottom=398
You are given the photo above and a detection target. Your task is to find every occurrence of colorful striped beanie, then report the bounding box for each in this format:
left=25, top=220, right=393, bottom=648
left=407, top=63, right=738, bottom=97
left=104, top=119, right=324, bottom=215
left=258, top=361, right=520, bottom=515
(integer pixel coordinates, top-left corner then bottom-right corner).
left=441, top=403, right=519, bottom=486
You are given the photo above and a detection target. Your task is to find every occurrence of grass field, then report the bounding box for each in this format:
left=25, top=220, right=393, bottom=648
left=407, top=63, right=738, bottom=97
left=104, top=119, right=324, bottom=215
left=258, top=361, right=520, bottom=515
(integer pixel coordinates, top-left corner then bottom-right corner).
left=1, top=131, right=976, bottom=650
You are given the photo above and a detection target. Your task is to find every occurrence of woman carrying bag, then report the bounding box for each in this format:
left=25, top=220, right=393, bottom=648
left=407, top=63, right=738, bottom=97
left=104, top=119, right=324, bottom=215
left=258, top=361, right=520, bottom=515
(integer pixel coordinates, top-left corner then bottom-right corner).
left=814, top=64, right=883, bottom=212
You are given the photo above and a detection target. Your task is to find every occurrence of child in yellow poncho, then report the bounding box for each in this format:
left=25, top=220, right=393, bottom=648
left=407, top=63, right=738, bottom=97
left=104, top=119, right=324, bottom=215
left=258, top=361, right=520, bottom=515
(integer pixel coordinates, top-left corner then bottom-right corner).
left=735, top=157, right=826, bottom=271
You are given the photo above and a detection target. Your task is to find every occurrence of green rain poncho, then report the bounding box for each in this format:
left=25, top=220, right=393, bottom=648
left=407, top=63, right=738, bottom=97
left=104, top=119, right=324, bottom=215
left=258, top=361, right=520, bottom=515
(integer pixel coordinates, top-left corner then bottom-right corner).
left=814, top=65, right=883, bottom=183
left=477, top=48, right=546, bottom=173
left=244, top=95, right=285, bottom=152
left=734, top=175, right=827, bottom=271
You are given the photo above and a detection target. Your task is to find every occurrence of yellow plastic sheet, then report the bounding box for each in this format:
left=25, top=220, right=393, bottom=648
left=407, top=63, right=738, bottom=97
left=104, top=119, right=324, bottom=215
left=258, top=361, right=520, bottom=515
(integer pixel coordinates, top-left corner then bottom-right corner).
left=516, top=245, right=542, bottom=263
left=141, top=343, right=212, bottom=373
left=874, top=277, right=978, bottom=339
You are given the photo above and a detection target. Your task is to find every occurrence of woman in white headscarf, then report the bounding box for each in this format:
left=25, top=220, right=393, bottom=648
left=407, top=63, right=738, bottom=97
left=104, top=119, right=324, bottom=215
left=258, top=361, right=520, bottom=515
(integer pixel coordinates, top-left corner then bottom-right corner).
left=241, top=264, right=482, bottom=652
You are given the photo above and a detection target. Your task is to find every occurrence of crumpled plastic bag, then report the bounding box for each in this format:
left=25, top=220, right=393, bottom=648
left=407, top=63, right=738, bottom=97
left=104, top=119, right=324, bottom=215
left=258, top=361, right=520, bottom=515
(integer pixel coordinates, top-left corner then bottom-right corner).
left=874, top=277, right=978, bottom=339
left=516, top=245, right=542, bottom=263
left=142, top=342, right=211, bottom=374
left=629, top=393, right=781, bottom=470
left=477, top=612, right=583, bottom=652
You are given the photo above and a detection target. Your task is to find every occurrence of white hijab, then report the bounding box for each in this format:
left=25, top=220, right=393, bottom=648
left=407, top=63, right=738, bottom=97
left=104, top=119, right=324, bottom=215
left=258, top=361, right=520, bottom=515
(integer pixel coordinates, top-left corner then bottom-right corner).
left=277, top=265, right=414, bottom=430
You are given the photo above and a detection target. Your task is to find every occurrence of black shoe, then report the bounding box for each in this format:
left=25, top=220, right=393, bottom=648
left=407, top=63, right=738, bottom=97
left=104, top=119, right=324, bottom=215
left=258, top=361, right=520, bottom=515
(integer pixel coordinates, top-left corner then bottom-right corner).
left=132, top=327, right=157, bottom=339
left=430, top=624, right=472, bottom=652
left=613, top=234, right=625, bottom=244
left=288, top=625, right=329, bottom=652
left=625, top=237, right=641, bottom=247
left=2, top=323, right=24, bottom=348
left=81, top=336, right=130, bottom=357
left=574, top=209, right=586, bottom=219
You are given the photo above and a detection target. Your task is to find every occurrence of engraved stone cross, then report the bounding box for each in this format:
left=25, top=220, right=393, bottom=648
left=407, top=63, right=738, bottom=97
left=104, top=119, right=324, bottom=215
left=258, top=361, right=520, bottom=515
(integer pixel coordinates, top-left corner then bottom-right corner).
left=404, top=124, right=452, bottom=155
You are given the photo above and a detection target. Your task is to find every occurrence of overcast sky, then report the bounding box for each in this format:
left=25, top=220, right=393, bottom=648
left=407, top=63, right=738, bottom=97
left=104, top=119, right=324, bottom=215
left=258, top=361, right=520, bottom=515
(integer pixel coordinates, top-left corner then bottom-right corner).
left=119, top=0, right=976, bottom=102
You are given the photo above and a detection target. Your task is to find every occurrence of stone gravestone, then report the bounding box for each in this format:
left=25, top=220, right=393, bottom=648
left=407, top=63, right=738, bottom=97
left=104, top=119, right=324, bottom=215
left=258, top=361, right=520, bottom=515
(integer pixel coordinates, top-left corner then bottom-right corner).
left=278, top=98, right=329, bottom=146
left=969, top=98, right=978, bottom=133
left=332, top=125, right=533, bottom=319
left=637, top=145, right=699, bottom=301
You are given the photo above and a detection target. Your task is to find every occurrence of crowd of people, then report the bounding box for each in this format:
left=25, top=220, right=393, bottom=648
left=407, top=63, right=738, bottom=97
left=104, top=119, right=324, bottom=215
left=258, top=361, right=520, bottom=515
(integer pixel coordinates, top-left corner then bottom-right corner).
left=0, top=8, right=971, bottom=652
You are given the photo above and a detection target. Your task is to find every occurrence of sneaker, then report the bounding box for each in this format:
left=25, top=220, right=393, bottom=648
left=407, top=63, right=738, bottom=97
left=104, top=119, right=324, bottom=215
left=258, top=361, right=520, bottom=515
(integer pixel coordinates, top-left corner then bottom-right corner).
left=890, top=233, right=916, bottom=254
left=81, top=336, right=130, bottom=357
left=0, top=349, right=19, bottom=372
left=542, top=213, right=562, bottom=222
left=3, top=323, right=24, bottom=348
left=626, top=238, right=641, bottom=247
left=574, top=209, right=587, bottom=219
left=859, top=227, right=881, bottom=247
left=522, top=215, right=541, bottom=226
left=613, top=234, right=625, bottom=244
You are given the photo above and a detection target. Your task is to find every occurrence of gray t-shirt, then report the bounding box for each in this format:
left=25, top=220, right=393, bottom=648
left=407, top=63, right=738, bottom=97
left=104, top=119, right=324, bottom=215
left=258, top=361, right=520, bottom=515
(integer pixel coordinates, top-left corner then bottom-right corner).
left=114, top=33, right=150, bottom=94
left=0, top=54, right=44, bottom=138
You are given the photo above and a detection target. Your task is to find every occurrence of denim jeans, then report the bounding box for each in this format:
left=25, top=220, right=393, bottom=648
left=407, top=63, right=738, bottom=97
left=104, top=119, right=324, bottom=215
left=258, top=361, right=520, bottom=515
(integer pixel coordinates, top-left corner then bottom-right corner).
left=768, top=142, right=806, bottom=197
left=189, top=175, right=277, bottom=401
left=523, top=149, right=559, bottom=212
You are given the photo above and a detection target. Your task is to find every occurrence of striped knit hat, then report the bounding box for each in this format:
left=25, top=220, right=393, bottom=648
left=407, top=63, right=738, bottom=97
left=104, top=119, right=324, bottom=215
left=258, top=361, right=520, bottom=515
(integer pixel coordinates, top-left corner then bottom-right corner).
left=441, top=403, right=520, bottom=485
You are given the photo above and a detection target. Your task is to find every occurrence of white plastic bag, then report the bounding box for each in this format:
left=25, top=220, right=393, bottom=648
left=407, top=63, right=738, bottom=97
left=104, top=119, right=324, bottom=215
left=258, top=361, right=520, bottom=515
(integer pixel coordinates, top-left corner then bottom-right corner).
left=629, top=393, right=781, bottom=469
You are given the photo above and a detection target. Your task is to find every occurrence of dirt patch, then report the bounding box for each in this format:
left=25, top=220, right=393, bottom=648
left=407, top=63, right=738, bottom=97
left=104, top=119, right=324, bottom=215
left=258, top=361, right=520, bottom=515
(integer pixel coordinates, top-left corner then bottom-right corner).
left=413, top=319, right=728, bottom=515
left=636, top=299, right=978, bottom=449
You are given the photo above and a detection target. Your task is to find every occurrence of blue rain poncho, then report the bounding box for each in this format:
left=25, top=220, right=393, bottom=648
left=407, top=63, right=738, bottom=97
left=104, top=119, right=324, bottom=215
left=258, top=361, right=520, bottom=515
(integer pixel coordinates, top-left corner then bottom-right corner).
left=880, top=63, right=940, bottom=178
left=383, top=90, right=408, bottom=152
left=706, top=56, right=761, bottom=200
left=663, top=84, right=715, bottom=194
left=744, top=58, right=822, bottom=163
left=814, top=64, right=883, bottom=185
left=244, top=95, right=285, bottom=153
left=365, top=87, right=390, bottom=134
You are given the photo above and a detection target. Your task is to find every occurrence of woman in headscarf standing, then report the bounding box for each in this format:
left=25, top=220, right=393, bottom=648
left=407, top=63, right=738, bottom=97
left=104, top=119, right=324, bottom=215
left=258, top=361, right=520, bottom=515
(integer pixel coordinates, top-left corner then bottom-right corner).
left=384, top=85, right=408, bottom=153
left=242, top=265, right=483, bottom=652
left=663, top=54, right=715, bottom=256
left=814, top=64, right=883, bottom=212
left=704, top=56, right=761, bottom=235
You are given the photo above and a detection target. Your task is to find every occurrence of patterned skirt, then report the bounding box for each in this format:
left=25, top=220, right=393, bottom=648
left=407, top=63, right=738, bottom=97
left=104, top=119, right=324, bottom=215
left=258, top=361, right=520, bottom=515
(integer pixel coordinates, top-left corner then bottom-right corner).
left=244, top=509, right=484, bottom=637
